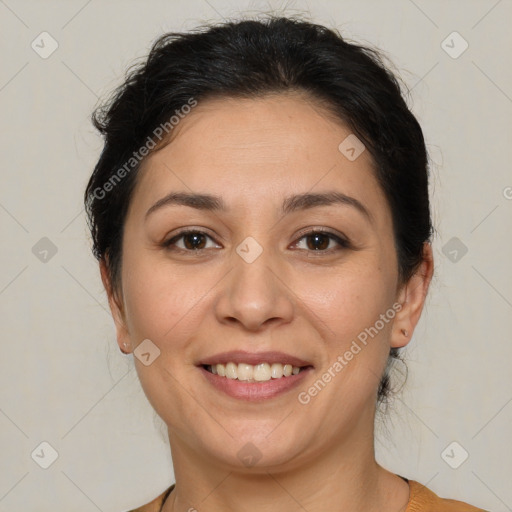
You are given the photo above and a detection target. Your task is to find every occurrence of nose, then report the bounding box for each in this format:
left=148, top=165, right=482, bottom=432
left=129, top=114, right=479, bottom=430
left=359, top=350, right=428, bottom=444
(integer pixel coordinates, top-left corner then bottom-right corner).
left=214, top=245, right=295, bottom=331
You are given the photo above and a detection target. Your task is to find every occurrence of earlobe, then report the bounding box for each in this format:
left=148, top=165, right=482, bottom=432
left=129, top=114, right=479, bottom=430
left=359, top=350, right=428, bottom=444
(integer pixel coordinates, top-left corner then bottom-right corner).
left=99, top=258, right=132, bottom=353
left=391, top=242, right=434, bottom=348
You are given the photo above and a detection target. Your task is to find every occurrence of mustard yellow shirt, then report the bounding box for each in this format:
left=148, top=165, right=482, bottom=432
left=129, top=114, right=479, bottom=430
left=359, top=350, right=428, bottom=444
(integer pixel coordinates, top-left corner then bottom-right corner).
left=128, top=478, right=488, bottom=511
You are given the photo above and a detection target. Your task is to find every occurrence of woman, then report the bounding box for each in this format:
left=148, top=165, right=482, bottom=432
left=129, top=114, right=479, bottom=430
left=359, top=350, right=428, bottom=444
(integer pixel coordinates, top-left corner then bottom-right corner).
left=84, top=16, right=487, bottom=512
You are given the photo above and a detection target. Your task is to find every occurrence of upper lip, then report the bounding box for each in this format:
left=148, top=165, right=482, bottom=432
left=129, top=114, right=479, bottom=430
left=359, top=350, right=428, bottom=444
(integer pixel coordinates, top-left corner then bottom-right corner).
left=198, top=350, right=313, bottom=368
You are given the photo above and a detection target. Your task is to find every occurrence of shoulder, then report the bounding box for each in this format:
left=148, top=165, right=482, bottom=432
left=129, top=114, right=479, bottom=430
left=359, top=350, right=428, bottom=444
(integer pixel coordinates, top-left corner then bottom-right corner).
left=124, top=480, right=489, bottom=512
left=125, top=484, right=175, bottom=512
left=406, top=480, right=489, bottom=512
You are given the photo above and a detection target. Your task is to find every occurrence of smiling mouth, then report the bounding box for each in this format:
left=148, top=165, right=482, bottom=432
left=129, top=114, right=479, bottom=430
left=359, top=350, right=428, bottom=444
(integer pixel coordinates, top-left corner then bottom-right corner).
left=202, top=362, right=312, bottom=382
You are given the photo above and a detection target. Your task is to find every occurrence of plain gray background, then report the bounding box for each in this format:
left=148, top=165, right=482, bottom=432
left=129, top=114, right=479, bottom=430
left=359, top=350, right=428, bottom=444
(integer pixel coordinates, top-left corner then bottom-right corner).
left=1, top=1, right=511, bottom=511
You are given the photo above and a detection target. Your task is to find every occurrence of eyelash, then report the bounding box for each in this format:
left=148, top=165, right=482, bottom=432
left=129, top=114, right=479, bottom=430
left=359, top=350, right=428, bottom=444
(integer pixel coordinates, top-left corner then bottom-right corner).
left=162, top=228, right=351, bottom=255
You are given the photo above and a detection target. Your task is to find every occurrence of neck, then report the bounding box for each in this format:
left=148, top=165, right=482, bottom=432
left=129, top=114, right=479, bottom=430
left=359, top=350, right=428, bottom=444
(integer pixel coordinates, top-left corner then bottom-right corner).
left=161, top=407, right=409, bottom=512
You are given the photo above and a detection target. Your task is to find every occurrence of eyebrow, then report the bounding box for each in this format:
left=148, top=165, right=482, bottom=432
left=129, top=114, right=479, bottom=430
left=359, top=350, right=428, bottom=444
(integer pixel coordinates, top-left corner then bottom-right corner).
left=145, top=191, right=373, bottom=223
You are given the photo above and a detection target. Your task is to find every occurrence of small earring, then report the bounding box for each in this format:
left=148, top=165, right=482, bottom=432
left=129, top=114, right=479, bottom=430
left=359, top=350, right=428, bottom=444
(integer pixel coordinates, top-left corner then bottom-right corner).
left=120, top=342, right=130, bottom=354
left=401, top=329, right=409, bottom=337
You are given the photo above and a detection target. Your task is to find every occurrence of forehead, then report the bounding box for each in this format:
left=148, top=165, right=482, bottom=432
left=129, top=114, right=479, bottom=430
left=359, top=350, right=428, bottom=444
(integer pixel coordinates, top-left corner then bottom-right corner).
left=129, top=93, right=391, bottom=227
left=156, top=92, right=366, bottom=168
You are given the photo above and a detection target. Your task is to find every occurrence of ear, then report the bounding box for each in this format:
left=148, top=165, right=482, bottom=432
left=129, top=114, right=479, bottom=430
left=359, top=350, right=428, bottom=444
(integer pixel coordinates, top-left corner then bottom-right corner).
left=100, top=257, right=131, bottom=353
left=391, top=242, right=434, bottom=348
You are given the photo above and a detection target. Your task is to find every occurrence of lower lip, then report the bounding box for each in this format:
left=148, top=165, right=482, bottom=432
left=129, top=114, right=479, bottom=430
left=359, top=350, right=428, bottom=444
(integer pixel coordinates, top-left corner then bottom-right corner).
left=199, top=366, right=313, bottom=401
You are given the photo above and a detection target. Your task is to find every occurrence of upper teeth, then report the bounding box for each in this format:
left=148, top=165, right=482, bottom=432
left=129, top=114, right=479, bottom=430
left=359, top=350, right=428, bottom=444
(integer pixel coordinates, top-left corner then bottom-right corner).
left=209, top=362, right=301, bottom=381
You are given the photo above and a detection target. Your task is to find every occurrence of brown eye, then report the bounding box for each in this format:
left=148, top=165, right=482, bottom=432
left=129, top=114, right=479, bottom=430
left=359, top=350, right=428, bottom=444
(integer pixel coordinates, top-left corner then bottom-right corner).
left=163, top=230, right=218, bottom=252
left=305, top=232, right=330, bottom=251
left=293, top=230, right=350, bottom=253
left=182, top=232, right=207, bottom=250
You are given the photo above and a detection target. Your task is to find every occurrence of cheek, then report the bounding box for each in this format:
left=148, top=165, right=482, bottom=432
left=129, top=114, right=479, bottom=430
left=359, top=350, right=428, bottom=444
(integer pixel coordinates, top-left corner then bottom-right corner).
left=297, top=254, right=396, bottom=394
left=302, top=255, right=396, bottom=338
left=120, top=255, right=206, bottom=424
left=121, top=251, right=202, bottom=343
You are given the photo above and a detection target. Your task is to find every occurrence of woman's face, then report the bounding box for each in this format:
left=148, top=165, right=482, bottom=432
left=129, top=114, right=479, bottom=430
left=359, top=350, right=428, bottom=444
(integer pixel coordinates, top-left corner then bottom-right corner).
left=104, top=93, right=431, bottom=471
